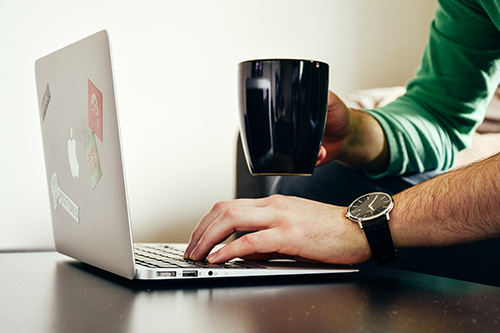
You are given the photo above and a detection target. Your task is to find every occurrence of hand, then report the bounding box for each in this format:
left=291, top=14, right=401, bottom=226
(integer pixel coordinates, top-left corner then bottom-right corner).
left=184, top=195, right=371, bottom=265
left=316, top=91, right=389, bottom=172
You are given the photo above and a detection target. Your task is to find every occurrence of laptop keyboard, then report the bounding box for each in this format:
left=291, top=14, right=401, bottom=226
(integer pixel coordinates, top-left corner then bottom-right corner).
left=134, top=244, right=266, bottom=269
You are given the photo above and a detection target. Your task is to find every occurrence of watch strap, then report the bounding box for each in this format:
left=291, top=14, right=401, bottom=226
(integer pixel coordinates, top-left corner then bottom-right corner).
left=362, top=215, right=398, bottom=265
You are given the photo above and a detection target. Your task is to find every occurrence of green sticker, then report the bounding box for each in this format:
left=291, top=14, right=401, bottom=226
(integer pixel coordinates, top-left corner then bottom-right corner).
left=85, top=131, right=103, bottom=189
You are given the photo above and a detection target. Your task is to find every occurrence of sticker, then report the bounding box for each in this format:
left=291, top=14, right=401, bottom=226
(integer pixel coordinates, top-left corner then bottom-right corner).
left=88, top=79, right=103, bottom=141
left=85, top=131, right=102, bottom=189
left=40, top=84, right=51, bottom=121
left=51, top=173, right=79, bottom=223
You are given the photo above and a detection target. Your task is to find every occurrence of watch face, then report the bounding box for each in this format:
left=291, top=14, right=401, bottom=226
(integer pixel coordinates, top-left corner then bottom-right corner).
left=348, top=192, right=393, bottom=220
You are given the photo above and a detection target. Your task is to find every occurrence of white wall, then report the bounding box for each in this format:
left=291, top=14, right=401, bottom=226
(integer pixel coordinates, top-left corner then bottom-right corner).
left=0, top=0, right=436, bottom=250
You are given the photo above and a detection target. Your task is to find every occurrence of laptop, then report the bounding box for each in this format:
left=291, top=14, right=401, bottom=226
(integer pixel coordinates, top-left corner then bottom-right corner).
left=34, top=30, right=358, bottom=281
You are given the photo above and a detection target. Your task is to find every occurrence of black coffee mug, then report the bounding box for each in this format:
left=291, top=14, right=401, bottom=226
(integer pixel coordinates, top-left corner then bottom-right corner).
left=238, top=59, right=329, bottom=175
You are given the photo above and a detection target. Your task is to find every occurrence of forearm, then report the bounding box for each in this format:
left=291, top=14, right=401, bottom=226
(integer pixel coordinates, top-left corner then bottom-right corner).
left=361, top=1, right=500, bottom=178
left=391, top=152, right=500, bottom=248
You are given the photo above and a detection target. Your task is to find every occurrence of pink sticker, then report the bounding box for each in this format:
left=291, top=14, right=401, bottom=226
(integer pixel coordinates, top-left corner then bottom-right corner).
left=88, top=80, right=103, bottom=141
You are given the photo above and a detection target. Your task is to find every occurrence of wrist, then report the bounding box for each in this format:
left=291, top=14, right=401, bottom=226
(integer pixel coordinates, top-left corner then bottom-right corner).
left=337, top=207, right=372, bottom=264
left=345, top=192, right=398, bottom=265
left=338, top=109, right=389, bottom=173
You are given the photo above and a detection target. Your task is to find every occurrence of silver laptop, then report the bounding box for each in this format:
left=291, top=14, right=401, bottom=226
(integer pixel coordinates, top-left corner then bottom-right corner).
left=35, top=30, right=358, bottom=281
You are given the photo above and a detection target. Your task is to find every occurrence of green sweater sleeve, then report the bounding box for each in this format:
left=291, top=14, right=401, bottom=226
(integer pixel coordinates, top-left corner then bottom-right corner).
left=364, top=0, right=500, bottom=178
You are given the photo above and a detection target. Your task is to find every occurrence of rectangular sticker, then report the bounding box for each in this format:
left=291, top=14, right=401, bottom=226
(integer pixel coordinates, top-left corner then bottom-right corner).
left=40, top=84, right=51, bottom=121
left=51, top=173, right=79, bottom=223
left=88, top=79, right=103, bottom=141
left=85, top=131, right=103, bottom=189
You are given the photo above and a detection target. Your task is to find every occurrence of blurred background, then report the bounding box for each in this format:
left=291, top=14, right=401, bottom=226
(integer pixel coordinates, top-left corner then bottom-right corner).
left=1, top=0, right=436, bottom=251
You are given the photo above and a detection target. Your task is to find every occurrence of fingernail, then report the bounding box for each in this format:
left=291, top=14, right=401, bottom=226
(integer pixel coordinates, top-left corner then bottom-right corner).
left=184, top=244, right=195, bottom=259
left=207, top=252, right=218, bottom=263
left=188, top=249, right=197, bottom=260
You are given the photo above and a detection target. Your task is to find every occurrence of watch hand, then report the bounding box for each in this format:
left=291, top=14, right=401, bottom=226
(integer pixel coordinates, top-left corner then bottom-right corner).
left=368, top=195, right=378, bottom=211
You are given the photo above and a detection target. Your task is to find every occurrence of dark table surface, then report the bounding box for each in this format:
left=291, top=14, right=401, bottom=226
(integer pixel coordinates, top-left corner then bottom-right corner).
left=1, top=251, right=499, bottom=332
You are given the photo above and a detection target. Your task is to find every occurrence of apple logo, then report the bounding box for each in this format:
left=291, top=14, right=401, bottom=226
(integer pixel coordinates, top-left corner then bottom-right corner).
left=67, top=127, right=79, bottom=177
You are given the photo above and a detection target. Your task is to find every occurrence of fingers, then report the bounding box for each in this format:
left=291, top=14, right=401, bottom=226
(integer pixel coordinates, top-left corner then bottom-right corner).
left=185, top=198, right=277, bottom=261
left=327, top=90, right=341, bottom=107
left=317, top=91, right=352, bottom=166
left=184, top=198, right=256, bottom=257
left=206, top=229, right=283, bottom=263
left=316, top=146, right=327, bottom=166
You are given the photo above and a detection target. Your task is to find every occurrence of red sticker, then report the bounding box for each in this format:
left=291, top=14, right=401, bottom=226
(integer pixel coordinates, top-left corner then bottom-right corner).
left=88, top=80, right=103, bottom=141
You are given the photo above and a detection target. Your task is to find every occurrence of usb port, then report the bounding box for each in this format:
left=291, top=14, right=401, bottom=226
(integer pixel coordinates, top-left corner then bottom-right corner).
left=157, top=271, right=176, bottom=277
left=182, top=270, right=198, bottom=277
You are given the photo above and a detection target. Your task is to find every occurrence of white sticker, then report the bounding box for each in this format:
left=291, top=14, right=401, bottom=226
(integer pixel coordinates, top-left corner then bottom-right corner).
left=51, top=173, right=79, bottom=223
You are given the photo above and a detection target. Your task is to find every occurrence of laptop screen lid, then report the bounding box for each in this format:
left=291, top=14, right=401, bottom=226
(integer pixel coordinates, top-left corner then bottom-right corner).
left=35, top=30, right=136, bottom=279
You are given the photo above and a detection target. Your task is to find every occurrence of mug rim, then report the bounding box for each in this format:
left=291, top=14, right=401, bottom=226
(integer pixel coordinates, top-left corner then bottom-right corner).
left=239, top=58, right=328, bottom=67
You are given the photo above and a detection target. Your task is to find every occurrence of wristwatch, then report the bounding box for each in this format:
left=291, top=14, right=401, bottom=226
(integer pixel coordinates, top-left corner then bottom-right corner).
left=346, top=192, right=398, bottom=265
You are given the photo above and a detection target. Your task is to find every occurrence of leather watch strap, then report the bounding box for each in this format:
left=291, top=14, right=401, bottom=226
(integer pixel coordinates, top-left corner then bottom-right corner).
left=362, top=215, right=398, bottom=265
